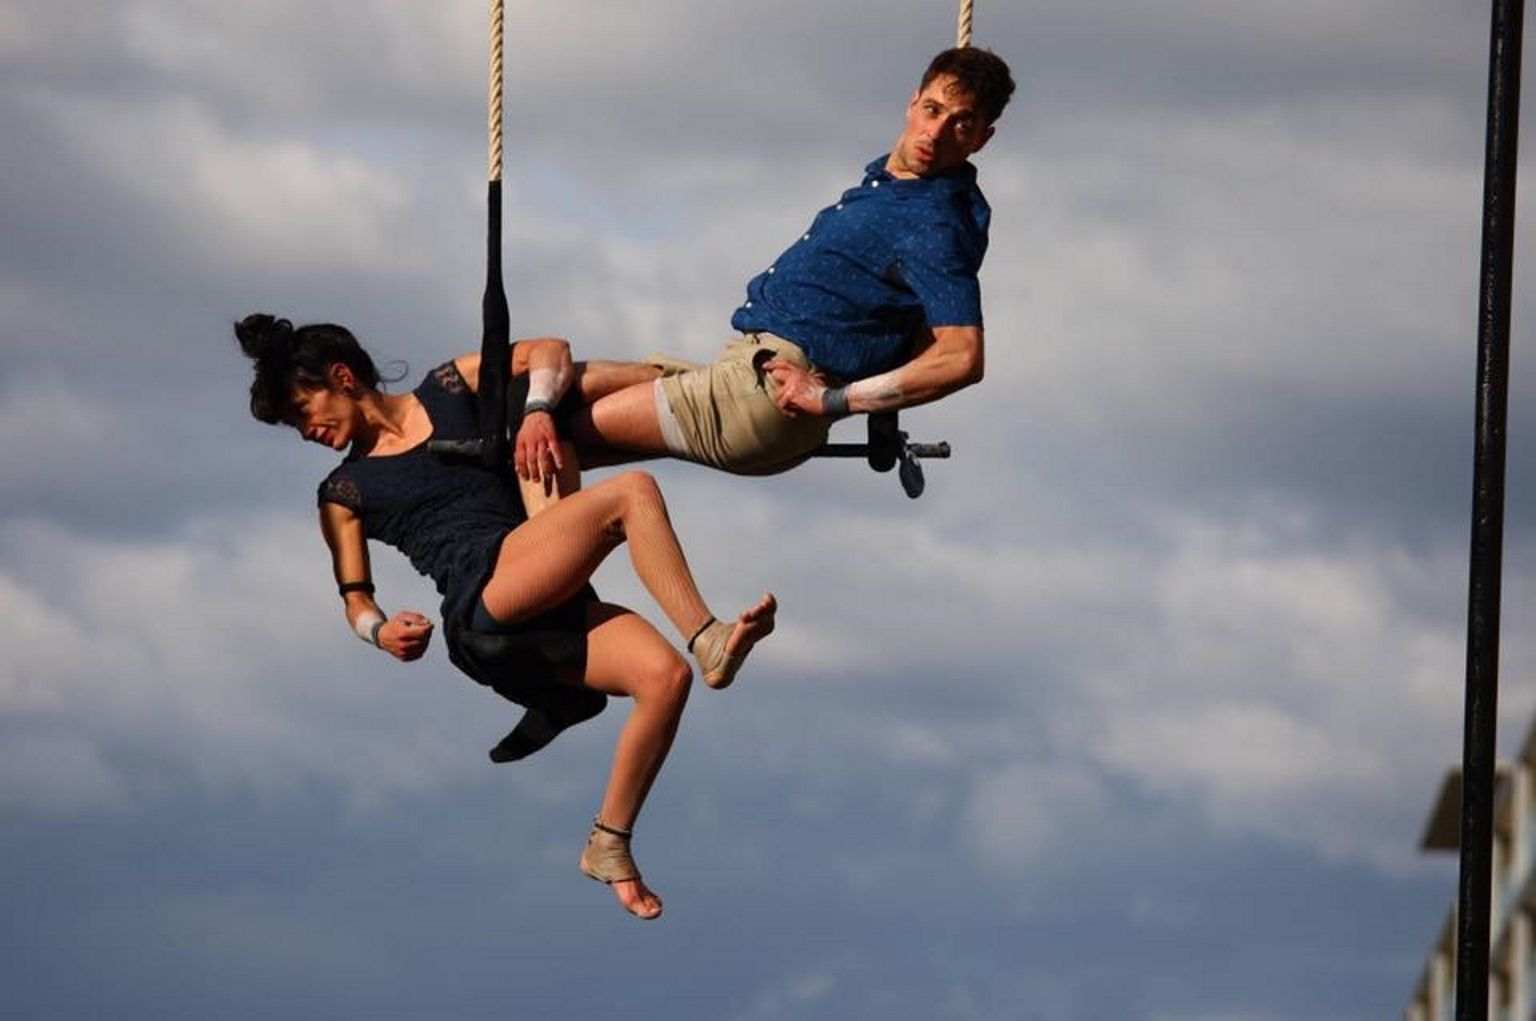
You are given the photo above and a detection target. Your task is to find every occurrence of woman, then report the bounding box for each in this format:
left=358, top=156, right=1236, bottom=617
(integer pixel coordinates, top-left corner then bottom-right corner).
left=234, top=313, right=775, bottom=921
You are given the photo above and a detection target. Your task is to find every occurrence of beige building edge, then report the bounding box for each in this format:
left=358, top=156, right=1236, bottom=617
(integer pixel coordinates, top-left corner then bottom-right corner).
left=1408, top=749, right=1523, bottom=1019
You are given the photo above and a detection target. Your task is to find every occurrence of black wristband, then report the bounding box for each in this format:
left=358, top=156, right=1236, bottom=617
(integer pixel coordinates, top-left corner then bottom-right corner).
left=369, top=618, right=386, bottom=647
left=822, top=387, right=850, bottom=418
left=524, top=399, right=556, bottom=417
left=338, top=580, right=375, bottom=597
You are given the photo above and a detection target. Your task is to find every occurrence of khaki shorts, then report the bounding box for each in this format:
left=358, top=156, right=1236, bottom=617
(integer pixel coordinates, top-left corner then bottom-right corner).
left=653, top=333, right=834, bottom=475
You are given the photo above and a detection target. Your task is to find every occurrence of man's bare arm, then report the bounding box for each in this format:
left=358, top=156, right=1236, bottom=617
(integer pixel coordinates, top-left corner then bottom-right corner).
left=453, top=337, right=574, bottom=398
left=454, top=338, right=575, bottom=482
left=765, top=324, right=984, bottom=417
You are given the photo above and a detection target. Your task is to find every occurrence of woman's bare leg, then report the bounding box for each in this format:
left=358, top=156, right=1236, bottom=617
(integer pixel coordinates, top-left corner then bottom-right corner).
left=476, top=475, right=776, bottom=917
left=483, top=472, right=775, bottom=692
left=482, top=471, right=765, bottom=649
left=575, top=603, right=691, bottom=918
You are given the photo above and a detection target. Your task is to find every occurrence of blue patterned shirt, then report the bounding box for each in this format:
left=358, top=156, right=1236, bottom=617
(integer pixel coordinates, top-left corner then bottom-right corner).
left=730, top=155, right=990, bottom=382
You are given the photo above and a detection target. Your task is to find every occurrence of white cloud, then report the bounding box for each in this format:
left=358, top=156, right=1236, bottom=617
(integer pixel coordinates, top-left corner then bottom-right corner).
left=735, top=964, right=841, bottom=1021
left=0, top=734, right=127, bottom=813
left=0, top=514, right=491, bottom=813
left=0, top=572, right=86, bottom=713
left=962, top=760, right=1109, bottom=874
left=27, top=92, right=415, bottom=274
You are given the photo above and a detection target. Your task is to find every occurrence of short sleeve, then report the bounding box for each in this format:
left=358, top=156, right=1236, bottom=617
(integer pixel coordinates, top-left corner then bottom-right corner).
left=430, top=360, right=469, bottom=394
left=318, top=470, right=362, bottom=511
left=893, top=221, right=984, bottom=328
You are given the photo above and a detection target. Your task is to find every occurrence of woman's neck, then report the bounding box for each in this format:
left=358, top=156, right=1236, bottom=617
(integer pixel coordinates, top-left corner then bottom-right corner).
left=353, top=391, right=421, bottom=455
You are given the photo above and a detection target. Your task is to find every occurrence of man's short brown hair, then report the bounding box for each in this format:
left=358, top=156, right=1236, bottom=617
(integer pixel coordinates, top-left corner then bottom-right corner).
left=921, top=48, right=1015, bottom=125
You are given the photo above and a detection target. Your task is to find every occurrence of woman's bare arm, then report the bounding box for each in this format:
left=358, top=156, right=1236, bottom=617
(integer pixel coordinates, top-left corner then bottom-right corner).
left=318, top=501, right=433, bottom=661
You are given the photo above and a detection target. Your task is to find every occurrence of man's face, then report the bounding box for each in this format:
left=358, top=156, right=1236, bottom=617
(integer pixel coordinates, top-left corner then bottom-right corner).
left=888, top=73, right=994, bottom=179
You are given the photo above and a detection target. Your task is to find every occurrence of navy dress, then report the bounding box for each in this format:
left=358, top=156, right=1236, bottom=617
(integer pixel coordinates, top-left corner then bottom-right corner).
left=317, top=361, right=606, bottom=762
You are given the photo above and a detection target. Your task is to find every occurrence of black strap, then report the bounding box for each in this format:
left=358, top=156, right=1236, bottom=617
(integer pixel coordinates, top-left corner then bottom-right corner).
left=338, top=580, right=375, bottom=597
left=591, top=817, right=633, bottom=840
left=479, top=179, right=510, bottom=471
left=686, top=616, right=717, bottom=653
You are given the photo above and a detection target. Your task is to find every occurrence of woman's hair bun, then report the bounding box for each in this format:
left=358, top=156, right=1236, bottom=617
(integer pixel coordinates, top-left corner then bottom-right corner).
left=234, top=313, right=295, bottom=363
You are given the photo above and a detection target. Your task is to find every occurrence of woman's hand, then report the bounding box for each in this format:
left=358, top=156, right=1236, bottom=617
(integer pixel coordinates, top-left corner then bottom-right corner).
left=515, top=411, right=564, bottom=483
left=379, top=611, right=434, bottom=661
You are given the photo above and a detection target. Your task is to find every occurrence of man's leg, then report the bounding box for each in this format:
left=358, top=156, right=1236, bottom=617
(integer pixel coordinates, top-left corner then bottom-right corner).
left=573, top=360, right=663, bottom=402
left=561, top=358, right=701, bottom=466
left=564, top=337, right=832, bottom=473
left=564, top=377, right=674, bottom=466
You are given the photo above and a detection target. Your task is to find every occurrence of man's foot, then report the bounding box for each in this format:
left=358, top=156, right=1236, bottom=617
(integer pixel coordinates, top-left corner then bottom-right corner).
left=579, top=819, right=663, bottom=921
left=688, top=593, right=777, bottom=690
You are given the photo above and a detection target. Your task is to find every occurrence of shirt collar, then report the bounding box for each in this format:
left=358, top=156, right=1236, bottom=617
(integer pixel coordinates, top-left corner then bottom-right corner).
left=864, top=154, right=978, bottom=189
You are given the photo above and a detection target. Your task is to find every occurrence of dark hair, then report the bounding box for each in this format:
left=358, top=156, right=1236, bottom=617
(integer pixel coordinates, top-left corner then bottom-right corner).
left=233, top=313, right=382, bottom=424
left=920, top=48, right=1015, bottom=125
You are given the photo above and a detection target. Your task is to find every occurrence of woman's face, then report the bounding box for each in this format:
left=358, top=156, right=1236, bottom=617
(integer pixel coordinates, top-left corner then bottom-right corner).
left=286, top=382, right=358, bottom=450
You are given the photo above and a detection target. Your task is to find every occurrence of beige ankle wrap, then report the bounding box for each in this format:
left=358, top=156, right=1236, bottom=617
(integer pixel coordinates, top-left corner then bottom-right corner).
left=688, top=617, right=741, bottom=689
left=579, top=819, right=640, bottom=884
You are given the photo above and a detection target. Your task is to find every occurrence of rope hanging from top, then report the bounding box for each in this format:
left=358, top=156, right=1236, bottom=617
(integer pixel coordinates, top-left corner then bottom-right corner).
left=428, top=0, right=510, bottom=469
left=488, top=0, right=504, bottom=183
left=956, top=0, right=973, bottom=48
left=477, top=0, right=511, bottom=469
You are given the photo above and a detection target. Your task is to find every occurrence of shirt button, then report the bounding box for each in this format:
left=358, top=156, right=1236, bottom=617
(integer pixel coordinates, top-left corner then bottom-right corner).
left=835, top=204, right=844, bottom=210
left=871, top=181, right=880, bottom=188
left=767, top=267, right=775, bottom=274
left=745, top=301, right=753, bottom=309
left=802, top=233, right=811, bottom=241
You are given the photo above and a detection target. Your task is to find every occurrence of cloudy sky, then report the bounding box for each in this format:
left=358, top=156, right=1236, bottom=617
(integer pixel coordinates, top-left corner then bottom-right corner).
left=4, top=0, right=1533, bottom=1016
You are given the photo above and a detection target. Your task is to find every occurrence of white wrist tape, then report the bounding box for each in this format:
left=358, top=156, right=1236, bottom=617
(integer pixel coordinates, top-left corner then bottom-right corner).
left=527, top=367, right=559, bottom=406
left=847, top=369, right=904, bottom=407
left=353, top=609, right=386, bottom=646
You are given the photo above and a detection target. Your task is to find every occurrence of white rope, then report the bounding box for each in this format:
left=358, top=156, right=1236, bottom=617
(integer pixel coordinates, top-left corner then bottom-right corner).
left=489, top=0, right=504, bottom=183
left=956, top=0, right=973, bottom=48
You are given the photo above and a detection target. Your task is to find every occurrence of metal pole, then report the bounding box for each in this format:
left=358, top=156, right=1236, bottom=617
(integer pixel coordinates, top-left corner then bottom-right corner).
left=1457, top=1, right=1524, bottom=1015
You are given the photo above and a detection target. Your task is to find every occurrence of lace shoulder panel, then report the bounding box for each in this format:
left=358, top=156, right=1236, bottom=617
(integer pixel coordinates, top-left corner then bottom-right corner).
left=317, top=469, right=362, bottom=511
left=431, top=360, right=469, bottom=394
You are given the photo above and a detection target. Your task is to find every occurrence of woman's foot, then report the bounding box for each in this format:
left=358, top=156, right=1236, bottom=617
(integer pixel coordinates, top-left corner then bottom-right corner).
left=579, top=819, right=663, bottom=920
left=610, top=877, right=663, bottom=919
left=689, top=592, right=777, bottom=690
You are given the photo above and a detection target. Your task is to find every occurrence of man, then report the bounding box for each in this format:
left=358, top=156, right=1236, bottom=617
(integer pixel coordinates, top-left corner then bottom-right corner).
left=515, top=47, right=1015, bottom=483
